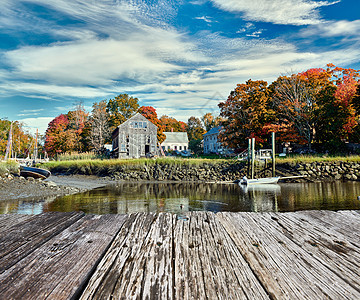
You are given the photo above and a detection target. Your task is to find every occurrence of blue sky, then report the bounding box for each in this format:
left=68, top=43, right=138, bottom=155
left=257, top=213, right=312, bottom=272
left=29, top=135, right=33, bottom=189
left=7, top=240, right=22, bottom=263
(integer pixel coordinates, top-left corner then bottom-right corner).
left=1, top=0, right=359, bottom=134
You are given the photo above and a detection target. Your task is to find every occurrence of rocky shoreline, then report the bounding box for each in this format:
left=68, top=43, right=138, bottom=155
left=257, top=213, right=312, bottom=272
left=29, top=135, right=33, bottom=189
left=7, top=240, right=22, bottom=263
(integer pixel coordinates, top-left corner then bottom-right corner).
left=0, top=174, right=113, bottom=202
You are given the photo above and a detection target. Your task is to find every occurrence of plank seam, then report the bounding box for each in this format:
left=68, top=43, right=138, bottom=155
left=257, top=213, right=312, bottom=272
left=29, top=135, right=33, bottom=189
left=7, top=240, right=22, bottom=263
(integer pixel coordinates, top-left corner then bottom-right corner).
left=216, top=213, right=275, bottom=300
left=71, top=214, right=128, bottom=300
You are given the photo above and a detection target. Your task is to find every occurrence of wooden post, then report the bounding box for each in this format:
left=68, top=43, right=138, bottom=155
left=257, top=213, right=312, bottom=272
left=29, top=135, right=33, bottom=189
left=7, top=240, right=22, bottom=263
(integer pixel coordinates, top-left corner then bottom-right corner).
left=247, top=139, right=251, bottom=176
left=272, top=132, right=276, bottom=177
left=251, top=138, right=255, bottom=179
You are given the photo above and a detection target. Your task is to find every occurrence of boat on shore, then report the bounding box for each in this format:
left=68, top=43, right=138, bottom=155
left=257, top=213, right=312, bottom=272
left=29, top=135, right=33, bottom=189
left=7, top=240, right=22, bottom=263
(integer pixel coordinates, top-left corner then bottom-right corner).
left=20, top=166, right=51, bottom=180
left=239, top=176, right=280, bottom=185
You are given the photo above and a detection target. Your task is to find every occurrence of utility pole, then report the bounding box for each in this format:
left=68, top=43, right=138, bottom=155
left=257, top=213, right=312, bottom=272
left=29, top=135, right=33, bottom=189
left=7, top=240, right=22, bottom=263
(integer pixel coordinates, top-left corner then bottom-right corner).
left=272, top=132, right=276, bottom=177
left=251, top=137, right=255, bottom=179
left=247, top=138, right=251, bottom=176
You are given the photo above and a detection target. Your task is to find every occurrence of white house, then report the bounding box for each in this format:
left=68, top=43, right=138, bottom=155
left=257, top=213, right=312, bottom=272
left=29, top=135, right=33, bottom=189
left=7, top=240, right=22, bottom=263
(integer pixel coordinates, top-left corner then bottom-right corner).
left=161, top=132, right=189, bottom=152
left=203, top=126, right=227, bottom=154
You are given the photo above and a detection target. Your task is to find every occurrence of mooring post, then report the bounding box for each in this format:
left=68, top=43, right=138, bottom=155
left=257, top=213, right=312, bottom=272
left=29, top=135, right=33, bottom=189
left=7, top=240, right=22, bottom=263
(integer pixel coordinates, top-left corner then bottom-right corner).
left=247, top=138, right=251, bottom=176
left=272, top=132, right=276, bottom=177
left=251, top=137, right=255, bottom=179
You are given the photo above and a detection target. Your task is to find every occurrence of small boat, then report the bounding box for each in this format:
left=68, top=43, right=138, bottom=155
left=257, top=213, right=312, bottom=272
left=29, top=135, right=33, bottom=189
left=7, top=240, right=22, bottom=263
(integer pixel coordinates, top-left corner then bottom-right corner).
left=20, top=166, right=51, bottom=180
left=239, top=176, right=280, bottom=185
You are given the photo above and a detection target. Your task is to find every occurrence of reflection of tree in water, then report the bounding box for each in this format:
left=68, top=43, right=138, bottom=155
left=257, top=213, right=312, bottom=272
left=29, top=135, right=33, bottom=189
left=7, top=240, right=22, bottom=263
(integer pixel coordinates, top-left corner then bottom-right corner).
left=45, top=181, right=360, bottom=215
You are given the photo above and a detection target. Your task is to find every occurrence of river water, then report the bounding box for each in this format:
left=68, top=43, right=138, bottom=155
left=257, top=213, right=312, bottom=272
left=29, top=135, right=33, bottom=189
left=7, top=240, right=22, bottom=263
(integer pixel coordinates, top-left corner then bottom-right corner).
left=2, top=181, right=360, bottom=215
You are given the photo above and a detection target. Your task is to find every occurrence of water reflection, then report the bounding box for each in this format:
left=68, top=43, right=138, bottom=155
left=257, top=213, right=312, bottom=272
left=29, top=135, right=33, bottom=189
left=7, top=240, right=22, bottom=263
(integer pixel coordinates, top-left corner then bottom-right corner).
left=1, top=181, right=360, bottom=215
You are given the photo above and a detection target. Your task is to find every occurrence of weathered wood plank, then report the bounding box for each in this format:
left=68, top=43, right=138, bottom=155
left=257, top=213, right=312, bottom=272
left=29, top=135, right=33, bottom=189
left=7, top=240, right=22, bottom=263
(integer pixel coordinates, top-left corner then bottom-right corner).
left=265, top=212, right=360, bottom=293
left=174, top=212, right=270, bottom=300
left=80, top=212, right=174, bottom=299
left=0, top=214, right=126, bottom=300
left=0, top=214, right=33, bottom=232
left=296, top=210, right=360, bottom=247
left=217, top=212, right=360, bottom=299
left=0, top=211, right=84, bottom=273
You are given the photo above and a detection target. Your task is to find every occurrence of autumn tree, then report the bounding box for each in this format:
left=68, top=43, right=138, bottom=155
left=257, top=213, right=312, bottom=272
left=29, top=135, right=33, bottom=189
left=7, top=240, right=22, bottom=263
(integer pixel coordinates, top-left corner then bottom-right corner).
left=159, top=115, right=187, bottom=132
left=270, top=74, right=320, bottom=149
left=138, top=106, right=165, bottom=143
left=218, top=79, right=273, bottom=149
left=44, top=114, right=77, bottom=156
left=187, top=117, right=205, bottom=141
left=0, top=119, right=34, bottom=158
left=89, top=100, right=110, bottom=152
left=202, top=113, right=223, bottom=132
left=107, top=94, right=140, bottom=130
left=67, top=102, right=89, bottom=152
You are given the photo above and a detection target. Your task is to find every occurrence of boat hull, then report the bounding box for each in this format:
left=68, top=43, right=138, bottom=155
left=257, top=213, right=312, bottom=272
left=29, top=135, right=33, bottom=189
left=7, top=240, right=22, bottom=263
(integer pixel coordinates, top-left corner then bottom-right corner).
left=20, top=166, right=51, bottom=180
left=240, top=177, right=280, bottom=185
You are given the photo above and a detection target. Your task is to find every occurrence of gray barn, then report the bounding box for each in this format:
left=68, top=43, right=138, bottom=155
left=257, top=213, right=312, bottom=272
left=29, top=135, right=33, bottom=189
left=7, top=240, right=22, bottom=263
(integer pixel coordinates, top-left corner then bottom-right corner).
left=112, top=113, right=158, bottom=159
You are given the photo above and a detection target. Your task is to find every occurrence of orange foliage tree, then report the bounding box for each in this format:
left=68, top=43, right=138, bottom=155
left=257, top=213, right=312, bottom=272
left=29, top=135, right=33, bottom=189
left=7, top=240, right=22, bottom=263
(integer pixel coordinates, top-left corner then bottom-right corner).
left=218, top=79, right=274, bottom=149
left=44, top=114, right=78, bottom=156
left=138, top=106, right=165, bottom=143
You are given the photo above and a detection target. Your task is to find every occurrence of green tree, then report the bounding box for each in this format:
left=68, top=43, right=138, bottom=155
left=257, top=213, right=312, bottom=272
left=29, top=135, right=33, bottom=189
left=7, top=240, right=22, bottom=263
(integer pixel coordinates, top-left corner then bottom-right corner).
left=187, top=116, right=205, bottom=141
left=107, top=94, right=140, bottom=129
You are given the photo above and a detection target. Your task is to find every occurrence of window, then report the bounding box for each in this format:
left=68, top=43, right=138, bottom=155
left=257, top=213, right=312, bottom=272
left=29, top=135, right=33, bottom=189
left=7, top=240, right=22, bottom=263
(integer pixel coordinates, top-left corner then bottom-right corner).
left=174, top=146, right=177, bottom=150
left=138, top=122, right=143, bottom=128
left=168, top=146, right=170, bottom=150
left=134, top=122, right=138, bottom=128
left=121, top=144, right=126, bottom=152
left=184, top=146, right=187, bottom=150
left=179, top=146, right=182, bottom=150
left=143, top=122, right=147, bottom=128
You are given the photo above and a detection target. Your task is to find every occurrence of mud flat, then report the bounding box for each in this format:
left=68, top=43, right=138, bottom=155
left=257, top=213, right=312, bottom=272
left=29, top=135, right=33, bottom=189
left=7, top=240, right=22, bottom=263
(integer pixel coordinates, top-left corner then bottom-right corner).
left=0, top=175, right=114, bottom=202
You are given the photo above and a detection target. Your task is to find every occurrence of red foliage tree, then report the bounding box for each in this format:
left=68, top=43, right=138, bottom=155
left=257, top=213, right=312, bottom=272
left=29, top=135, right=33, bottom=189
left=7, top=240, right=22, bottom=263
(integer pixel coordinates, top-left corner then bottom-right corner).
left=44, top=114, right=77, bottom=156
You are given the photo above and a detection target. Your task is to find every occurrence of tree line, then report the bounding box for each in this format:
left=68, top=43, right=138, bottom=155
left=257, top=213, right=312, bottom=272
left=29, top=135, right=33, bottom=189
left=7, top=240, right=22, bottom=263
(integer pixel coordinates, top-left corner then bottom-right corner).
left=44, top=94, right=219, bottom=156
left=218, top=64, right=360, bottom=153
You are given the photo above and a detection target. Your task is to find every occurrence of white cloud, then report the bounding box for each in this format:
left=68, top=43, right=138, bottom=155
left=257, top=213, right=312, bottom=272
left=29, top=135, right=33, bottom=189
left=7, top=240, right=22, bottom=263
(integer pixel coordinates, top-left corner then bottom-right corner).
left=210, top=0, right=339, bottom=25
left=18, top=117, right=54, bottom=135
left=302, top=20, right=360, bottom=37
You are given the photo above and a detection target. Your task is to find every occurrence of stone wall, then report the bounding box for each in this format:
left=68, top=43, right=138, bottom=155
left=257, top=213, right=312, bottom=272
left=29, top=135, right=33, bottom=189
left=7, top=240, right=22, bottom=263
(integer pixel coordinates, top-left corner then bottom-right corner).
left=53, top=160, right=360, bottom=182
left=105, top=162, right=247, bottom=182
left=286, top=161, right=360, bottom=181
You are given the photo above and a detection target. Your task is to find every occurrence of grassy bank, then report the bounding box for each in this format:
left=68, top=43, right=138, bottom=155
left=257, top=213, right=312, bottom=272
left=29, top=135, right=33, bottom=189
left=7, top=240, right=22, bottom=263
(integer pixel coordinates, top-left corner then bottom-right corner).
left=0, top=160, right=19, bottom=176
left=41, top=157, right=230, bottom=175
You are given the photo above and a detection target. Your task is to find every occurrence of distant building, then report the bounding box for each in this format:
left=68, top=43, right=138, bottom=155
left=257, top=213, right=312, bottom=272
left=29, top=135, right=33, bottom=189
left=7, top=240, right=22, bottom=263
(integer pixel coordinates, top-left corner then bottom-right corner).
left=112, top=113, right=158, bottom=159
left=161, top=132, right=189, bottom=152
left=203, top=126, right=228, bottom=154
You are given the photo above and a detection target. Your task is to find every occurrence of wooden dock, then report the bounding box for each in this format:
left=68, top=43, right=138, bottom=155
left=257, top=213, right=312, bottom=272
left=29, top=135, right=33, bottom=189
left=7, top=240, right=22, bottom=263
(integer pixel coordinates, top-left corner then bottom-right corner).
left=0, top=210, right=359, bottom=299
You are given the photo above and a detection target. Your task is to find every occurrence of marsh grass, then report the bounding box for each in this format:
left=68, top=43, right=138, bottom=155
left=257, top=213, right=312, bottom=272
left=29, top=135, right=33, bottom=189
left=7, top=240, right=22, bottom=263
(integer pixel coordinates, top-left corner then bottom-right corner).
left=57, top=152, right=105, bottom=161
left=41, top=157, right=230, bottom=175
left=0, top=160, right=19, bottom=176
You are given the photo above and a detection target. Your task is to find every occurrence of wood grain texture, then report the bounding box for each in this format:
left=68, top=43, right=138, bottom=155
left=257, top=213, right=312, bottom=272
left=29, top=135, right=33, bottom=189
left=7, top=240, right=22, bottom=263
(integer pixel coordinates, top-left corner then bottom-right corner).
left=217, top=211, right=360, bottom=299
left=0, top=214, right=126, bottom=300
left=0, top=211, right=84, bottom=273
left=174, top=212, right=270, bottom=300
left=0, top=214, right=32, bottom=232
left=267, top=211, right=360, bottom=293
left=80, top=212, right=174, bottom=300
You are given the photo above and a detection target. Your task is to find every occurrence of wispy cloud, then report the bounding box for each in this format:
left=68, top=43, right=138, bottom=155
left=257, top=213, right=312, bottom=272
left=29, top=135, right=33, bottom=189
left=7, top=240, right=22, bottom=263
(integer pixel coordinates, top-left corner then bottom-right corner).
left=302, top=20, right=360, bottom=37
left=210, top=0, right=340, bottom=25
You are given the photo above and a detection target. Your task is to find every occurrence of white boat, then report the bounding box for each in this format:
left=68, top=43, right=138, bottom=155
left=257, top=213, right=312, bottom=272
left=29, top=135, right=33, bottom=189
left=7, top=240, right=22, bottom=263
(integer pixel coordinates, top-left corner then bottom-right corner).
left=239, top=176, right=280, bottom=185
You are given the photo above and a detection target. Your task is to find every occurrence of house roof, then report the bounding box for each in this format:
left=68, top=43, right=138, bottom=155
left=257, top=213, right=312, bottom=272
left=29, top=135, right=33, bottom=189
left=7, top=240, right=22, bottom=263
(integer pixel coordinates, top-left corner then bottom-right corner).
left=162, top=132, right=189, bottom=144
left=118, top=113, right=157, bottom=129
left=203, top=126, right=222, bottom=136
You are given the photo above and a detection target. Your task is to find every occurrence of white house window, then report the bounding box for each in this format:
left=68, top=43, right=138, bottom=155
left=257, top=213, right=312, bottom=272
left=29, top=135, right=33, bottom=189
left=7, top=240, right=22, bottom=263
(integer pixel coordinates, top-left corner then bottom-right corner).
left=179, top=146, right=182, bottom=150
left=121, top=144, right=126, bottom=152
left=184, top=146, right=187, bottom=150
